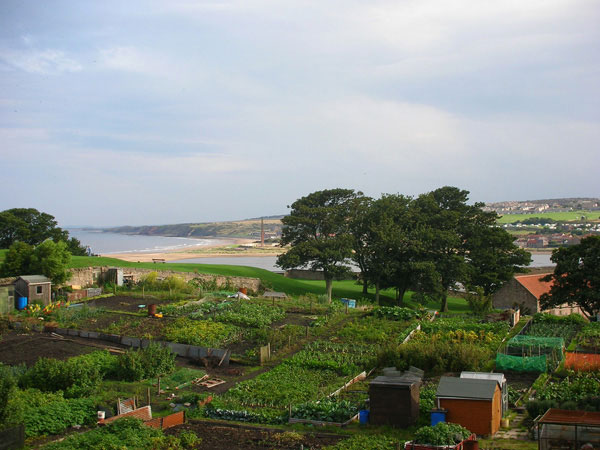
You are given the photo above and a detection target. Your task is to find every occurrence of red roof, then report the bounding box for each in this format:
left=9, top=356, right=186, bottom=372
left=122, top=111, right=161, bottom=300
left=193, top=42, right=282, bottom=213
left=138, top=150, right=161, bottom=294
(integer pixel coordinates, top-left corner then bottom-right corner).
left=514, top=273, right=554, bottom=300
left=538, top=409, right=600, bottom=426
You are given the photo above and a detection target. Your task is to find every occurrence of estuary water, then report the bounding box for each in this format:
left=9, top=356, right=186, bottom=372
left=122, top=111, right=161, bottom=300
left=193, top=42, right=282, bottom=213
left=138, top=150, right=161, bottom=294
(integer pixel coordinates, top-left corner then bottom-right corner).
left=67, top=229, right=225, bottom=255
left=68, top=228, right=554, bottom=272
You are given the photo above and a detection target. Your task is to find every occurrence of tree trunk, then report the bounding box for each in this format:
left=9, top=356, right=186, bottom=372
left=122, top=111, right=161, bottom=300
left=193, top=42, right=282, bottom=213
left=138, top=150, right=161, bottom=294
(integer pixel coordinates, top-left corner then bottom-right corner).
left=362, top=277, right=368, bottom=295
left=375, top=282, right=381, bottom=305
left=440, top=292, right=449, bottom=312
left=325, top=277, right=333, bottom=303
left=397, top=287, right=407, bottom=307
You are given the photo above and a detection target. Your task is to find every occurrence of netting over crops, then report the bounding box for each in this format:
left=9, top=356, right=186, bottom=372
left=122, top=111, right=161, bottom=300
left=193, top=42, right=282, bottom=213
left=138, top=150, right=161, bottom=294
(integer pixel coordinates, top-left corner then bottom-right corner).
left=495, top=353, right=547, bottom=373
left=505, top=335, right=565, bottom=355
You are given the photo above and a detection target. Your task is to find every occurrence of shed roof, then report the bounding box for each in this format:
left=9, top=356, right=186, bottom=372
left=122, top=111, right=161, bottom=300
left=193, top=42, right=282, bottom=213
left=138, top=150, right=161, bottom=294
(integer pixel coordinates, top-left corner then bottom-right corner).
left=537, top=409, right=600, bottom=427
left=436, top=376, right=498, bottom=401
left=370, top=375, right=420, bottom=387
left=514, top=274, right=553, bottom=300
left=0, top=277, right=17, bottom=287
left=460, top=371, right=506, bottom=386
left=19, top=275, right=51, bottom=284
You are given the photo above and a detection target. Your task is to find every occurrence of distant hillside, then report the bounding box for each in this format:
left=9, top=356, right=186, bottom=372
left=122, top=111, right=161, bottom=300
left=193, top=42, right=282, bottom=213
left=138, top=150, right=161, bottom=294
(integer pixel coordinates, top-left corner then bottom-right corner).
left=106, top=217, right=283, bottom=239
left=484, top=197, right=600, bottom=215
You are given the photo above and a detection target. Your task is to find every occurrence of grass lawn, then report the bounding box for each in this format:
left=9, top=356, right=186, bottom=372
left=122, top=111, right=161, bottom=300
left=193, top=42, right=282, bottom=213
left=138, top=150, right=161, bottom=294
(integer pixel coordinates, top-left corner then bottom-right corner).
left=497, top=210, right=600, bottom=224
left=70, top=257, right=468, bottom=312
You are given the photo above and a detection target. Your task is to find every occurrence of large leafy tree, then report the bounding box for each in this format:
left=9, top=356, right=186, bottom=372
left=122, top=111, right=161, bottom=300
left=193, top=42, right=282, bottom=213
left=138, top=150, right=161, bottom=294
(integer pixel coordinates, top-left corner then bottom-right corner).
left=0, top=208, right=67, bottom=247
left=463, top=214, right=531, bottom=295
left=413, top=186, right=529, bottom=311
left=353, top=194, right=424, bottom=305
left=413, top=187, right=470, bottom=312
left=0, top=239, right=71, bottom=284
left=540, top=235, right=600, bottom=320
left=0, top=208, right=86, bottom=255
left=277, top=189, right=360, bottom=302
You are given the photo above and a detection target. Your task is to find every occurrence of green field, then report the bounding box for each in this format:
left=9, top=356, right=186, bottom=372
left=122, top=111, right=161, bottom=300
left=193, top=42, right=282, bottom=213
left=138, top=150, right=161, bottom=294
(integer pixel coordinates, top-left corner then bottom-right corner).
left=497, top=210, right=600, bottom=224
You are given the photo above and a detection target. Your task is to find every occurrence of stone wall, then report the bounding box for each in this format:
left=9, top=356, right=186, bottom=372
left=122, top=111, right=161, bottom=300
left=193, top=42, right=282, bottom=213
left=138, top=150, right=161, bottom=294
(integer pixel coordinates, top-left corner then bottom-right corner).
left=492, top=278, right=539, bottom=314
left=68, top=266, right=262, bottom=293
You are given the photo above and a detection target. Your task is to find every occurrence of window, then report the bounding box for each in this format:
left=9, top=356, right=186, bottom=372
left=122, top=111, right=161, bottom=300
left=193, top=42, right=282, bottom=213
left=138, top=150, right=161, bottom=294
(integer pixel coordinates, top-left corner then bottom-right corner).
left=36, top=285, right=43, bottom=295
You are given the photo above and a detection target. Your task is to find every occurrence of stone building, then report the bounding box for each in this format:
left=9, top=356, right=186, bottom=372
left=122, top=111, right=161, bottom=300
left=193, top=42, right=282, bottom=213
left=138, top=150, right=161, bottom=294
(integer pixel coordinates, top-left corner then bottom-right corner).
left=492, top=273, right=584, bottom=317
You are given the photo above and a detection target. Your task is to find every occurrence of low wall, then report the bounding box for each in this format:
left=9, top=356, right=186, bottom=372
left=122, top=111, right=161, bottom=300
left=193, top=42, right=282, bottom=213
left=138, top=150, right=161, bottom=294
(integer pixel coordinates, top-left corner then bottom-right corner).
left=69, top=266, right=262, bottom=293
left=53, top=327, right=231, bottom=366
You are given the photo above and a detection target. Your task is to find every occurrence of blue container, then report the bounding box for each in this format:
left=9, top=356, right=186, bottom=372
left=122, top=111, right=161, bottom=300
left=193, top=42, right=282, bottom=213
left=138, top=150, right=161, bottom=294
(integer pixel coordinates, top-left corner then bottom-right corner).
left=430, top=409, right=447, bottom=426
left=16, top=297, right=28, bottom=310
left=359, top=409, right=369, bottom=425
left=341, top=298, right=356, bottom=308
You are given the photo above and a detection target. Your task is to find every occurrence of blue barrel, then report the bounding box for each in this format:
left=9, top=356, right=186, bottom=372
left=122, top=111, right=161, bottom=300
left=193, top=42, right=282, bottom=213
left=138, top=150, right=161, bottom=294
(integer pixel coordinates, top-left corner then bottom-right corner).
left=430, top=409, right=447, bottom=426
left=359, top=410, right=369, bottom=425
left=16, top=297, right=28, bottom=310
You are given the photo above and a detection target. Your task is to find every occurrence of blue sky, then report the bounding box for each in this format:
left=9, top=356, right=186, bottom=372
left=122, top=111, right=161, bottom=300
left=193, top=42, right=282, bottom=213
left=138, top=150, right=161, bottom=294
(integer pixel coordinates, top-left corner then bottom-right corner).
left=1, top=0, right=599, bottom=226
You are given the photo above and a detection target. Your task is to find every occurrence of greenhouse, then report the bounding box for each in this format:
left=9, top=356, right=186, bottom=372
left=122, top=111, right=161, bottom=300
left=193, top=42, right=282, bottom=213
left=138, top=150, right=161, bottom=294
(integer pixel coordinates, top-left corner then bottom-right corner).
left=535, top=409, right=600, bottom=450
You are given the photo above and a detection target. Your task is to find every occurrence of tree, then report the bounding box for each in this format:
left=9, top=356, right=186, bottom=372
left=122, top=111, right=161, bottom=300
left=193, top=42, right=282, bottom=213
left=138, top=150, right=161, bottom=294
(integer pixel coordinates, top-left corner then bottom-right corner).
left=0, top=208, right=67, bottom=247
left=352, top=194, right=424, bottom=305
left=0, top=208, right=86, bottom=254
left=463, top=217, right=531, bottom=295
left=0, top=239, right=71, bottom=284
left=0, top=241, right=34, bottom=278
left=412, top=186, right=529, bottom=311
left=413, top=187, right=470, bottom=312
left=30, top=240, right=72, bottom=285
left=277, top=189, right=360, bottom=302
left=540, top=235, right=600, bottom=320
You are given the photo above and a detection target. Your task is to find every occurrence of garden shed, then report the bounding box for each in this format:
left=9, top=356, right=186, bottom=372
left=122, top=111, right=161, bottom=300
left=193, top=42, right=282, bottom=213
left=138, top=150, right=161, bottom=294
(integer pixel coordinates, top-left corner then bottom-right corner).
left=436, top=376, right=502, bottom=436
left=535, top=409, right=600, bottom=450
left=369, top=370, right=423, bottom=427
left=15, top=275, right=52, bottom=306
left=460, top=372, right=508, bottom=415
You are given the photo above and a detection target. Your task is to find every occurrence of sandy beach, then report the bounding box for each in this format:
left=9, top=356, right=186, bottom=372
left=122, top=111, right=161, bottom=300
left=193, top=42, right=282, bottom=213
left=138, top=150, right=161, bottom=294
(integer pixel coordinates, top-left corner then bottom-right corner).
left=101, top=237, right=285, bottom=262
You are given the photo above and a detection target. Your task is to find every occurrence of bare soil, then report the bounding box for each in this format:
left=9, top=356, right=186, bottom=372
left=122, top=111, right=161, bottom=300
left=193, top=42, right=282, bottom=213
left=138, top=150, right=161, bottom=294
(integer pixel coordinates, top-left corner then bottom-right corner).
left=0, top=331, right=128, bottom=366
left=86, top=294, right=174, bottom=313
left=166, top=420, right=345, bottom=449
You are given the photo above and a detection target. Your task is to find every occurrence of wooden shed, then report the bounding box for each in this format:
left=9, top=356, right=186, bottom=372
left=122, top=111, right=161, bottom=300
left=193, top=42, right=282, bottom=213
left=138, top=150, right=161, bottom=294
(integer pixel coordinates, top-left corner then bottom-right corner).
left=460, top=371, right=508, bottom=416
left=436, top=376, right=502, bottom=436
left=369, top=372, right=422, bottom=427
left=15, top=275, right=52, bottom=306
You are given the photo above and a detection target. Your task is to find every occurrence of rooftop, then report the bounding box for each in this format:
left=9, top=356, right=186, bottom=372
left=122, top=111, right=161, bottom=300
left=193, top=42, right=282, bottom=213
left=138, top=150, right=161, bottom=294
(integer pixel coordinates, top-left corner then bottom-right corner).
left=437, top=376, right=498, bottom=401
left=514, top=273, right=553, bottom=300
left=19, top=275, right=52, bottom=284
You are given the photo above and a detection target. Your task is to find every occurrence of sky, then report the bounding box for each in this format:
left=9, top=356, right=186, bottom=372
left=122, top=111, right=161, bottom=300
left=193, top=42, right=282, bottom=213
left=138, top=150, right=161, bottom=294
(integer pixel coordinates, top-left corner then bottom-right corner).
left=1, top=0, right=599, bottom=227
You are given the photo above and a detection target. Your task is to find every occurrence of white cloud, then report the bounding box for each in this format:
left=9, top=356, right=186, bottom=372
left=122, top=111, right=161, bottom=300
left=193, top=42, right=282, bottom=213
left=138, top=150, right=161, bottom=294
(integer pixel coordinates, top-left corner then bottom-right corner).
left=0, top=49, right=82, bottom=74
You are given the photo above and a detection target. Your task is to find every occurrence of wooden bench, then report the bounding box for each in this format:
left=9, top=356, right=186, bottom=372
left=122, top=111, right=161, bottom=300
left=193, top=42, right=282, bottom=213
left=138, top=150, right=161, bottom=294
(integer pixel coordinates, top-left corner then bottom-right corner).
left=152, top=259, right=166, bottom=264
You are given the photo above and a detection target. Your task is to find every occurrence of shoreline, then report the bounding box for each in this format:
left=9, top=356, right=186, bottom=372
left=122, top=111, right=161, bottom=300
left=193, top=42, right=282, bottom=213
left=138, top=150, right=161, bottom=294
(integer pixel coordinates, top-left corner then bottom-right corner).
left=100, top=237, right=285, bottom=262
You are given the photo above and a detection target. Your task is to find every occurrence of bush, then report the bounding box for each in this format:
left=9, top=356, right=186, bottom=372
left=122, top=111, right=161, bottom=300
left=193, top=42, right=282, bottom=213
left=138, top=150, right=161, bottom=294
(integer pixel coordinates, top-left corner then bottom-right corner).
left=24, top=396, right=97, bottom=437
left=43, top=417, right=167, bottom=449
left=379, top=340, right=493, bottom=375
left=114, top=343, right=176, bottom=382
left=413, top=422, right=472, bottom=445
left=20, top=356, right=102, bottom=398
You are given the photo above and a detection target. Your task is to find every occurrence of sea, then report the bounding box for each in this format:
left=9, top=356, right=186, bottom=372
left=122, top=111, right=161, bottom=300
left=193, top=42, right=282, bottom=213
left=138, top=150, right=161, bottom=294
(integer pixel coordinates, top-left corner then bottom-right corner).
left=68, top=228, right=555, bottom=272
left=67, top=229, right=229, bottom=255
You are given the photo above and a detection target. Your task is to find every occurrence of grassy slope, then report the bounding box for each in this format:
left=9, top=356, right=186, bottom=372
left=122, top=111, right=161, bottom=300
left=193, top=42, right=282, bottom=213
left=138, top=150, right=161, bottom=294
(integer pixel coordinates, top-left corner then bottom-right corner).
left=69, top=256, right=468, bottom=312
left=497, top=210, right=600, bottom=224
left=0, top=251, right=468, bottom=311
